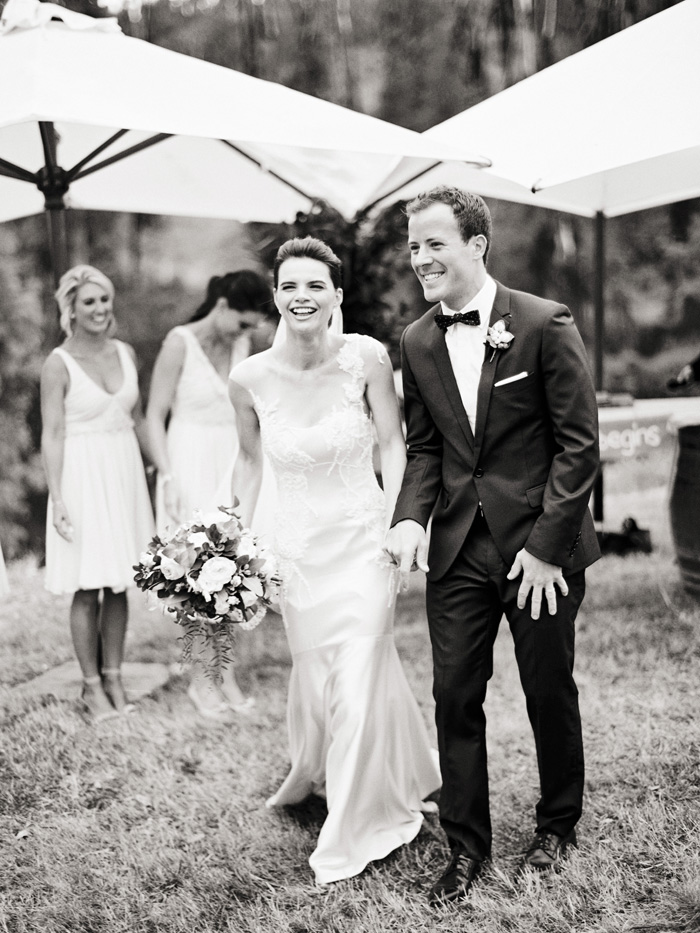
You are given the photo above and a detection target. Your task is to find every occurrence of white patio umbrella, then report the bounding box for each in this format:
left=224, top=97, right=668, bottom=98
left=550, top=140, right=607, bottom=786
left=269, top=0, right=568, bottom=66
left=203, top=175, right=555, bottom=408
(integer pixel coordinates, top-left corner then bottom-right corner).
left=359, top=0, right=699, bottom=525
left=0, top=0, right=488, bottom=278
left=361, top=0, right=700, bottom=389
left=363, top=0, right=700, bottom=219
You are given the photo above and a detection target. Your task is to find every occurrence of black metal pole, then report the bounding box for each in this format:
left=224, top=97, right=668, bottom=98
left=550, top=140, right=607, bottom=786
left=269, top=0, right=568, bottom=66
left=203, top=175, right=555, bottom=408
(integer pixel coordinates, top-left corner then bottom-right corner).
left=594, top=210, right=605, bottom=391
left=37, top=122, right=70, bottom=288
left=593, top=210, right=606, bottom=523
left=46, top=205, right=68, bottom=288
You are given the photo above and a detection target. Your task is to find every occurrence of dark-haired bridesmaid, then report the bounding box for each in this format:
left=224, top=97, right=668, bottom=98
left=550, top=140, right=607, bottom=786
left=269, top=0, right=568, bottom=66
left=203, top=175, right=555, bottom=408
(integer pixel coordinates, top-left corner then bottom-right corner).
left=147, top=270, right=275, bottom=720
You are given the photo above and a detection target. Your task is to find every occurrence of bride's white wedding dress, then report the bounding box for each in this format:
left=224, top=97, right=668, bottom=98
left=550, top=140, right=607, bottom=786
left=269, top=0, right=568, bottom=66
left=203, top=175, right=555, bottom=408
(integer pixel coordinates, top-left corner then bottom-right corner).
left=252, top=333, right=440, bottom=885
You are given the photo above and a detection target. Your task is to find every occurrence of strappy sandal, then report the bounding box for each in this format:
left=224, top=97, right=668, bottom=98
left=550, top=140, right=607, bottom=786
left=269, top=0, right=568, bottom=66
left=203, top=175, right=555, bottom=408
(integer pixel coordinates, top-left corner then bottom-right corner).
left=81, top=675, right=119, bottom=722
left=101, top=669, right=136, bottom=715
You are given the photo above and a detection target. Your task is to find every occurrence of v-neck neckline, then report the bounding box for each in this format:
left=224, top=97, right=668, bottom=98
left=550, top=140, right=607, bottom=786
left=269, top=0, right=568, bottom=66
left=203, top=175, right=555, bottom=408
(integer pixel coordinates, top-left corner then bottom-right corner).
left=60, top=342, right=125, bottom=397
left=185, top=328, right=232, bottom=388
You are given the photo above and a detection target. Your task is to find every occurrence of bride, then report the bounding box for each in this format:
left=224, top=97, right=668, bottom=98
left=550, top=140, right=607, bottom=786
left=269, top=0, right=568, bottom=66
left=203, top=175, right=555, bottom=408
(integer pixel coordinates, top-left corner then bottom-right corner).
left=228, top=236, right=440, bottom=885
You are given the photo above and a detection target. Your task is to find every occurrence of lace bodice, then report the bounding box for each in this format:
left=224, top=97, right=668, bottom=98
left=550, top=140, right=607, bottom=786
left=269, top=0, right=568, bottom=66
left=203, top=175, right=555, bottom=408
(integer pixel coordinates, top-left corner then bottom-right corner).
left=252, top=334, right=388, bottom=588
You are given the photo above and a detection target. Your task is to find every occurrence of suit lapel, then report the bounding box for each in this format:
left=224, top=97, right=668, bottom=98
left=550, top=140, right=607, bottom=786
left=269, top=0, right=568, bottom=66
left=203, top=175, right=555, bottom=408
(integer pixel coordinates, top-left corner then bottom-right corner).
left=423, top=310, right=475, bottom=451
left=474, top=282, right=512, bottom=449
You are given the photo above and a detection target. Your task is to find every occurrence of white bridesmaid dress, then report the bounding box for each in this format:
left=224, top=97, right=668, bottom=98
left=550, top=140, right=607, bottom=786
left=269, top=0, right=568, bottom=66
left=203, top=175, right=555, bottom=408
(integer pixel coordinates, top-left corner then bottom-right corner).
left=155, top=326, right=275, bottom=537
left=44, top=342, right=154, bottom=595
left=254, top=333, right=440, bottom=885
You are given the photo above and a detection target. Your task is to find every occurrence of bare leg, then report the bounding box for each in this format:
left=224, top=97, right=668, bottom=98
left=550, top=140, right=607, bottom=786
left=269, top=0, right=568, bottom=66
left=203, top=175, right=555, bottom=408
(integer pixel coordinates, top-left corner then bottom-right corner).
left=220, top=635, right=255, bottom=711
left=70, top=589, right=117, bottom=720
left=100, top=588, right=128, bottom=668
left=100, top=589, right=134, bottom=713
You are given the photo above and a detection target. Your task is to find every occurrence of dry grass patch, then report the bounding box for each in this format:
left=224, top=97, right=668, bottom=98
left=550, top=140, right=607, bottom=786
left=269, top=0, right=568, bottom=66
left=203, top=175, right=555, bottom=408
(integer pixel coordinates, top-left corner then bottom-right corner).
left=1, top=481, right=699, bottom=932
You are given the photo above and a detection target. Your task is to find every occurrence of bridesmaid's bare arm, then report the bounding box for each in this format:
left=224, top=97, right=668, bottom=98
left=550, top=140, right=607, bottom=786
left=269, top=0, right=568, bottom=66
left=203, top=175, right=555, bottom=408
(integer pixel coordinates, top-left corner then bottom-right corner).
left=228, top=372, right=264, bottom=529
left=123, top=343, right=154, bottom=465
left=40, top=353, right=73, bottom=542
left=145, top=329, right=187, bottom=522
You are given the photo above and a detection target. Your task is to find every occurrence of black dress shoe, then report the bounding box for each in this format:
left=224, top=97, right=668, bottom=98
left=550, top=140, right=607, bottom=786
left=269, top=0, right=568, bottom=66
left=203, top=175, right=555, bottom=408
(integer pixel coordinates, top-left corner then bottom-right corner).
left=523, top=829, right=577, bottom=870
left=429, top=849, right=481, bottom=905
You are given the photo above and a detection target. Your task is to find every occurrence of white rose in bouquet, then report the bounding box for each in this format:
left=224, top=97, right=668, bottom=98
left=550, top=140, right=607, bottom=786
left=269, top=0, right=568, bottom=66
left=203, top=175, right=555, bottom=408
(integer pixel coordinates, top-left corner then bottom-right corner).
left=197, top=556, right=238, bottom=600
left=160, top=555, right=186, bottom=580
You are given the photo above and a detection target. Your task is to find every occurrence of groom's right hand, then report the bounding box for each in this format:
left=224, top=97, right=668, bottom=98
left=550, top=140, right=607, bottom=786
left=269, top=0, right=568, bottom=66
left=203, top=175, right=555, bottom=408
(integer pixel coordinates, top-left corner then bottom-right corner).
left=384, top=520, right=429, bottom=592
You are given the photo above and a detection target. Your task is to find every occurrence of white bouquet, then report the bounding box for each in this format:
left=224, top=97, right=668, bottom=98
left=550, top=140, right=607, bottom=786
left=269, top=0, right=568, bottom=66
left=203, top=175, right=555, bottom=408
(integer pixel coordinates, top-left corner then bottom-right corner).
left=134, top=503, right=279, bottom=681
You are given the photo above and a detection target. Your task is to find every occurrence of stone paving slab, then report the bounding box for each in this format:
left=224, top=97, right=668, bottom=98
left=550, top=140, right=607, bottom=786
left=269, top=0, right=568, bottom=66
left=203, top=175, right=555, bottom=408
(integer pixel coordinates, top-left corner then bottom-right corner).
left=11, top=660, right=172, bottom=702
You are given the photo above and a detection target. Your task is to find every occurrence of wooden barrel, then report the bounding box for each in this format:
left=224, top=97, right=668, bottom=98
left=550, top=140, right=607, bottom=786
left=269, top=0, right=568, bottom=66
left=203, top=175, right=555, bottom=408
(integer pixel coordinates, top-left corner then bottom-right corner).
left=669, top=424, right=700, bottom=598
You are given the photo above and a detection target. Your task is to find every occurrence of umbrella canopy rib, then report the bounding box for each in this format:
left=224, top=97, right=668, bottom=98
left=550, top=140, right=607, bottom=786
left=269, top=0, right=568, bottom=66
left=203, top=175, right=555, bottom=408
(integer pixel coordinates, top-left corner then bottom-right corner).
left=39, top=121, right=58, bottom=165
left=363, top=161, right=442, bottom=214
left=65, top=128, right=129, bottom=179
left=73, top=133, right=173, bottom=181
left=0, top=157, right=35, bottom=183
left=38, top=121, right=68, bottom=207
left=221, top=141, right=318, bottom=204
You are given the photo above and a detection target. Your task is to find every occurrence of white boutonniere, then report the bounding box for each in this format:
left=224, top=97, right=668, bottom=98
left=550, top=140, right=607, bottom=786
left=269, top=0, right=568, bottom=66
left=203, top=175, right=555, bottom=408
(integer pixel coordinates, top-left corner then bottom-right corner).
left=485, top=320, right=515, bottom=362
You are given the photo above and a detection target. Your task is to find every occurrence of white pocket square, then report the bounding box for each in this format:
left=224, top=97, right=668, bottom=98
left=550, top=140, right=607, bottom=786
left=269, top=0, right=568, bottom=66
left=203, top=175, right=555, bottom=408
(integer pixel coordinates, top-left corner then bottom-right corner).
left=494, top=371, right=529, bottom=387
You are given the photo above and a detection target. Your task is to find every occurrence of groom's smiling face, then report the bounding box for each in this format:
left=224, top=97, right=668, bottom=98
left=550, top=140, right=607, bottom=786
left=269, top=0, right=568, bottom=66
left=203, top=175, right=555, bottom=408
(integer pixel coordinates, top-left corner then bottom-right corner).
left=407, top=203, right=485, bottom=310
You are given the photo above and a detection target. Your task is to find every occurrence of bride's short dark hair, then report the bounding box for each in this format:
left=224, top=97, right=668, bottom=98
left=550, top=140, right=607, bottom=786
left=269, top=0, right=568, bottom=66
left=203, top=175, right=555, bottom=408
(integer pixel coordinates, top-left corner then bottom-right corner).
left=274, top=236, right=343, bottom=290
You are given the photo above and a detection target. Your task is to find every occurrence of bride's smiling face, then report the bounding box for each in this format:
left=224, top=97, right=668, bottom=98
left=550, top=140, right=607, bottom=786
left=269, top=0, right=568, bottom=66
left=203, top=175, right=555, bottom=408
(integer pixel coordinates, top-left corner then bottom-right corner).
left=274, top=257, right=342, bottom=332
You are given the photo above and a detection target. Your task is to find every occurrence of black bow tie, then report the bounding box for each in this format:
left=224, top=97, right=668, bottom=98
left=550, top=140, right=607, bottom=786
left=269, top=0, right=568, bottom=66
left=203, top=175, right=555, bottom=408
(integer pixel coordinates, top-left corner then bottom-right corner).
left=434, top=310, right=480, bottom=331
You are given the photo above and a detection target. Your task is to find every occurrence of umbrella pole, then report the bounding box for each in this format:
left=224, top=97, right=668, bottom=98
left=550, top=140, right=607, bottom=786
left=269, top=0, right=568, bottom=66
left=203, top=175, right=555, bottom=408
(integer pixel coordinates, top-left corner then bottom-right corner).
left=38, top=121, right=70, bottom=287
left=46, top=204, right=68, bottom=288
left=593, top=210, right=606, bottom=524
left=594, top=211, right=605, bottom=391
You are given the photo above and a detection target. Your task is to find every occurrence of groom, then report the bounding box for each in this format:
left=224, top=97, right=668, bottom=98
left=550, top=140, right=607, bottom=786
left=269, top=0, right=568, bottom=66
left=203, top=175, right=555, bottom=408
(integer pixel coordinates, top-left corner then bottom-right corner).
left=385, top=186, right=600, bottom=905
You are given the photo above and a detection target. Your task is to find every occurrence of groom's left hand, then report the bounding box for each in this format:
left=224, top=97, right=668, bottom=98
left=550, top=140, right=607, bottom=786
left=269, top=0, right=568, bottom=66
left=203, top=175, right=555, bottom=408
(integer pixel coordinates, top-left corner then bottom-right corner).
left=507, top=549, right=568, bottom=620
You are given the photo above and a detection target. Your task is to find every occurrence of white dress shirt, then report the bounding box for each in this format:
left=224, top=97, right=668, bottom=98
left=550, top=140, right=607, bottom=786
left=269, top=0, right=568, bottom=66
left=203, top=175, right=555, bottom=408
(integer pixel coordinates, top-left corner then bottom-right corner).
left=441, top=275, right=496, bottom=433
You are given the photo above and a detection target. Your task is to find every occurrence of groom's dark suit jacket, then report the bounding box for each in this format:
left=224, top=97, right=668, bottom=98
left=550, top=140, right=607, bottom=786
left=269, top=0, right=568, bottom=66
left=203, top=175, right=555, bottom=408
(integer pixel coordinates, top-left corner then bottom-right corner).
left=392, top=281, right=601, bottom=582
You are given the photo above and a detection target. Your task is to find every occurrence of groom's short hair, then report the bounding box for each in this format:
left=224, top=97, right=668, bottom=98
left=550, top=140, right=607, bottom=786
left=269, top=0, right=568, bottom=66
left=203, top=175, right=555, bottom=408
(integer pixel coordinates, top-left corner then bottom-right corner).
left=405, top=186, right=492, bottom=264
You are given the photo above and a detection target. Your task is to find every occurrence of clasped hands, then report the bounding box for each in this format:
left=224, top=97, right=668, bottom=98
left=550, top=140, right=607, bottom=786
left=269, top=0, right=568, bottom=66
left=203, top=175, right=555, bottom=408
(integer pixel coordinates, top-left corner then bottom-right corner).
left=383, top=520, right=430, bottom=592
left=383, top=519, right=568, bottom=619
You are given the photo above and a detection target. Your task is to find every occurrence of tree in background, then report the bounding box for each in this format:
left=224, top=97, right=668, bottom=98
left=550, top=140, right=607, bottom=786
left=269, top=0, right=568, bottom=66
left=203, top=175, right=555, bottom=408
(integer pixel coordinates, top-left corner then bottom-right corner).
left=0, top=262, right=45, bottom=559
left=119, top=0, right=689, bottom=365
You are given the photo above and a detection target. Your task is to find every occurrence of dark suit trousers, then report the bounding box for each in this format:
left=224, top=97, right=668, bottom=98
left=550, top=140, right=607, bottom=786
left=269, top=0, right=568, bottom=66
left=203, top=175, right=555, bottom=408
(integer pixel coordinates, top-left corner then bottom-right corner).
left=426, top=512, right=585, bottom=861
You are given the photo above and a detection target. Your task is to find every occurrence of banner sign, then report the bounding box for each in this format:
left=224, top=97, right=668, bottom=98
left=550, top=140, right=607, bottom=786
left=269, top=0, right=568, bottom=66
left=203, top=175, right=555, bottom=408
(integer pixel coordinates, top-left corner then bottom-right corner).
left=598, top=398, right=700, bottom=461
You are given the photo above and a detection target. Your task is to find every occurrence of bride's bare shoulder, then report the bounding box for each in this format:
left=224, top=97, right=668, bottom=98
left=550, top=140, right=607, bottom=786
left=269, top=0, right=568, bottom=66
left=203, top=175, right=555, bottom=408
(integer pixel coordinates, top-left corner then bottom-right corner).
left=345, top=333, right=390, bottom=373
left=229, top=348, right=275, bottom=393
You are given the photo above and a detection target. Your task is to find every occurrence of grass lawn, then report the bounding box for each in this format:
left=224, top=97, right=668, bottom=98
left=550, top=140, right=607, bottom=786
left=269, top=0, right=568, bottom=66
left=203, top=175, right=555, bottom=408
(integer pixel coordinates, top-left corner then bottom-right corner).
left=1, top=446, right=699, bottom=932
